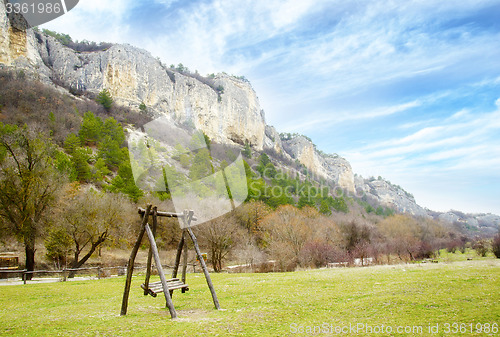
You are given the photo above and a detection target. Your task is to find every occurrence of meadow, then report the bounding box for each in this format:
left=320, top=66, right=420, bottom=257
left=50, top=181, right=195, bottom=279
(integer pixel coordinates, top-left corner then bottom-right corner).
left=0, top=258, right=499, bottom=336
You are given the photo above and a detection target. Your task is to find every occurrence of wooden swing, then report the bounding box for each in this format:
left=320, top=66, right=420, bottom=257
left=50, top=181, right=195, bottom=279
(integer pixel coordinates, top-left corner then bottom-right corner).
left=120, top=205, right=220, bottom=319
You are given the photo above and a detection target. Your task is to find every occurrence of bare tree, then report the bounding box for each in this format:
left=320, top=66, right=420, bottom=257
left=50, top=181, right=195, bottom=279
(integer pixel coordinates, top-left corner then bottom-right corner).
left=55, top=185, right=132, bottom=276
left=260, top=205, right=318, bottom=270
left=0, top=124, right=64, bottom=278
left=378, top=214, right=422, bottom=261
left=196, top=214, right=243, bottom=272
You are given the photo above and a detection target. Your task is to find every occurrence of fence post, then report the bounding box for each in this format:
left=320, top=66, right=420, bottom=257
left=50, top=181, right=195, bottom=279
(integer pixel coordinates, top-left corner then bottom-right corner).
left=22, top=271, right=26, bottom=285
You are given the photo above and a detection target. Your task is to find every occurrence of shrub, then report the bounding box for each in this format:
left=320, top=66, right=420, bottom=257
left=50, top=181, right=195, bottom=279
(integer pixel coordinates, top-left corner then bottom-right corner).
left=492, top=234, right=500, bottom=258
left=45, top=228, right=72, bottom=268
left=473, top=239, right=489, bottom=257
left=96, top=89, right=113, bottom=111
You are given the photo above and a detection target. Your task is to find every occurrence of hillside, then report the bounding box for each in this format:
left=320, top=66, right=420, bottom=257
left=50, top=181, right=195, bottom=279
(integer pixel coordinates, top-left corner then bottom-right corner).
left=0, top=1, right=498, bottom=234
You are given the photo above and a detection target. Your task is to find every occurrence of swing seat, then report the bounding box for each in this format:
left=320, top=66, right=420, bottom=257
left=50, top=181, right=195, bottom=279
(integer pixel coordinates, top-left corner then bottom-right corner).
left=141, top=278, right=189, bottom=297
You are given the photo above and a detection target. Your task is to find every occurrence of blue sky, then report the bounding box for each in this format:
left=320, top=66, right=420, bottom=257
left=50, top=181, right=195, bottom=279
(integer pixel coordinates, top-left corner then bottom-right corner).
left=42, top=0, right=500, bottom=214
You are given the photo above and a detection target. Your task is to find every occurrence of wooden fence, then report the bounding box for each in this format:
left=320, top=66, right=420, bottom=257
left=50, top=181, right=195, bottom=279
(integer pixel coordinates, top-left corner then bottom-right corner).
left=0, top=263, right=200, bottom=284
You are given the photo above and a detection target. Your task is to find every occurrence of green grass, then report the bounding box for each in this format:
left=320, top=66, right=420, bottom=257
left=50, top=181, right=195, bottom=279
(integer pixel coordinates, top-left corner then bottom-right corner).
left=0, top=259, right=499, bottom=336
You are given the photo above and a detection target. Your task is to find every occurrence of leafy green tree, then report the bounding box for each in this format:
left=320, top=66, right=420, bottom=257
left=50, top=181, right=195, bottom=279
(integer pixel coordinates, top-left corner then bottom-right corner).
left=203, top=132, right=211, bottom=150
left=189, top=148, right=213, bottom=180
left=0, top=124, right=65, bottom=277
left=298, top=194, right=315, bottom=209
left=98, top=137, right=126, bottom=169
left=79, top=111, right=103, bottom=145
left=331, top=197, right=349, bottom=213
left=102, top=118, right=125, bottom=144
left=263, top=162, right=277, bottom=179
left=71, top=147, right=92, bottom=182
left=93, top=158, right=111, bottom=182
left=266, top=189, right=295, bottom=208
left=107, top=162, right=143, bottom=202
left=64, top=133, right=81, bottom=153
left=242, top=142, right=251, bottom=158
left=54, top=150, right=76, bottom=180
left=365, top=204, right=375, bottom=214
left=319, top=199, right=332, bottom=215
left=45, top=227, right=72, bottom=268
left=259, top=153, right=271, bottom=166
left=96, top=89, right=113, bottom=111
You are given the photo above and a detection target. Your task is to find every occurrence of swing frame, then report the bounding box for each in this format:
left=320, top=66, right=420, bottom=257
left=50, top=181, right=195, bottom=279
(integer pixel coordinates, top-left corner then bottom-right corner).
left=120, top=205, right=220, bottom=319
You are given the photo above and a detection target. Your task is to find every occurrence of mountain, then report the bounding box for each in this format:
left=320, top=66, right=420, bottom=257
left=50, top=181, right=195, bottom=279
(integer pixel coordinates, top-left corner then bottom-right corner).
left=0, top=2, right=498, bottom=233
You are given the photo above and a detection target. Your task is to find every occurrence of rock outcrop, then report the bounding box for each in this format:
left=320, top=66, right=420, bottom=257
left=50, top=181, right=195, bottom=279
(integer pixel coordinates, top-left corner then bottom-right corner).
left=435, top=211, right=500, bottom=236
left=35, top=34, right=267, bottom=150
left=0, top=1, right=49, bottom=77
left=355, top=176, right=429, bottom=217
left=281, top=135, right=355, bottom=193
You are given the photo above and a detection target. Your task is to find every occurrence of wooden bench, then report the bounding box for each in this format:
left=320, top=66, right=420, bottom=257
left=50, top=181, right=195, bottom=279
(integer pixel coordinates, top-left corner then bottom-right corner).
left=141, top=278, right=189, bottom=297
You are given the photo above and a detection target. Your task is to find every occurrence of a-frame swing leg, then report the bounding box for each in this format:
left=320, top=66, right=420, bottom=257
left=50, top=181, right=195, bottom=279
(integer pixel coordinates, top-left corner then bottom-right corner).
left=143, top=207, right=158, bottom=295
left=171, top=230, right=185, bottom=279
left=171, top=229, right=187, bottom=297
left=145, top=220, right=178, bottom=319
left=183, top=210, right=221, bottom=310
left=121, top=205, right=152, bottom=316
left=181, top=237, right=188, bottom=293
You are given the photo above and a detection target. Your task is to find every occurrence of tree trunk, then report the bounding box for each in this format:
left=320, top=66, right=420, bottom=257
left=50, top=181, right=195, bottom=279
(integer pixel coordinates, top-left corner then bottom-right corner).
left=69, top=238, right=106, bottom=278
left=24, top=240, right=36, bottom=281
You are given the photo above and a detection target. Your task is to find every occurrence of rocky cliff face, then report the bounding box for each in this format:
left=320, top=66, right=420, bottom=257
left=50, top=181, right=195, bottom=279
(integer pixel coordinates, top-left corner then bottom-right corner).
left=0, top=2, right=49, bottom=77
left=355, top=176, right=429, bottom=217
left=35, top=34, right=267, bottom=150
left=281, top=135, right=355, bottom=193
left=435, top=211, right=500, bottom=236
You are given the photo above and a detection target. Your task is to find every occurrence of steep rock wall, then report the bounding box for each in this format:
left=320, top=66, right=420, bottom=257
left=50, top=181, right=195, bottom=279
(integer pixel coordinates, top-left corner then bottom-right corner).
left=35, top=34, right=267, bottom=150
left=282, top=135, right=355, bottom=193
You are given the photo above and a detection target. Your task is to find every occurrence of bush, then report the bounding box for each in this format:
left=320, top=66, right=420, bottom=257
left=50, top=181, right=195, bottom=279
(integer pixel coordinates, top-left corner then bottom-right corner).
left=96, top=89, right=113, bottom=111
left=473, top=239, right=489, bottom=257
left=492, top=234, right=500, bottom=258
left=45, top=228, right=72, bottom=268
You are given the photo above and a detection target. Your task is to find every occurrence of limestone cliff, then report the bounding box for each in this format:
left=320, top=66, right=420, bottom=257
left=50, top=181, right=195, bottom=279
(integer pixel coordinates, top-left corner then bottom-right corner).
left=354, top=176, right=428, bottom=217
left=281, top=135, right=355, bottom=193
left=34, top=32, right=267, bottom=150
left=434, top=211, right=500, bottom=236
left=0, top=1, right=50, bottom=78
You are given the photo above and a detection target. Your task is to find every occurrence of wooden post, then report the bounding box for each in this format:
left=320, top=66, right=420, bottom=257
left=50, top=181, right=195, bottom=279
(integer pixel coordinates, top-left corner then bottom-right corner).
left=120, top=204, right=151, bottom=316
left=181, top=234, right=188, bottom=293
left=184, top=210, right=221, bottom=310
left=144, top=207, right=158, bottom=295
left=145, top=223, right=177, bottom=319
left=171, top=230, right=185, bottom=279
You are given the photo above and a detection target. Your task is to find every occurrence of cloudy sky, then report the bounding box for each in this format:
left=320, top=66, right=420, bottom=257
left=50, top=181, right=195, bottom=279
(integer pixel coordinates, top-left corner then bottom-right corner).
left=42, top=0, right=500, bottom=214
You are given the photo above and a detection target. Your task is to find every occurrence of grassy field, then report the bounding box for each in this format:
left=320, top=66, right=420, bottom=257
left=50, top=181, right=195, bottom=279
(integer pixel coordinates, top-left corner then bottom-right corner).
left=0, top=258, right=499, bottom=336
